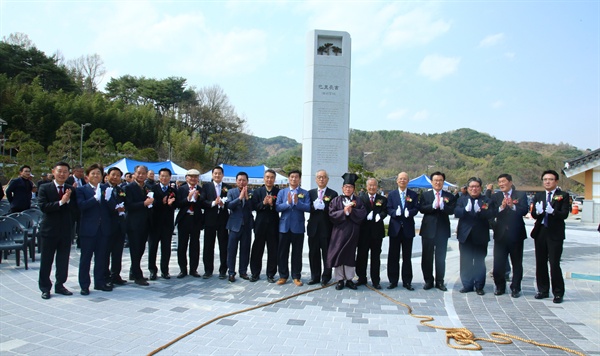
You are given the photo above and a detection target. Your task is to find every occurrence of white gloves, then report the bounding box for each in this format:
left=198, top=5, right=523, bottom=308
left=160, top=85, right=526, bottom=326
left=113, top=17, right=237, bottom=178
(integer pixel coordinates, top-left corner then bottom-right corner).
left=465, top=199, right=472, bottom=212
left=342, top=198, right=353, bottom=207
left=404, top=207, right=409, bottom=218
left=147, top=191, right=154, bottom=208
left=396, top=205, right=402, bottom=216
left=375, top=214, right=381, bottom=222
left=367, top=211, right=373, bottom=221
left=116, top=202, right=125, bottom=216
left=221, top=197, right=228, bottom=204
left=104, top=187, right=113, bottom=201
left=313, top=199, right=325, bottom=210
left=94, top=186, right=102, bottom=201
left=535, top=201, right=544, bottom=214
left=473, top=200, right=481, bottom=213
left=545, top=203, right=554, bottom=214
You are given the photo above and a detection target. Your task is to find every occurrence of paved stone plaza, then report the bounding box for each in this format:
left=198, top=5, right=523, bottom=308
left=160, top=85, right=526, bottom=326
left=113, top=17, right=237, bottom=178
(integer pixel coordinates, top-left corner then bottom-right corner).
left=1, top=216, right=598, bottom=355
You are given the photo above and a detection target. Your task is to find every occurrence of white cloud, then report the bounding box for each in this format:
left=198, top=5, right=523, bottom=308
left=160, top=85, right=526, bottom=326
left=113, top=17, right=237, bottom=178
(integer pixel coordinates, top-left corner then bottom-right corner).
left=479, top=33, right=505, bottom=47
left=418, top=55, right=460, bottom=80
left=491, top=100, right=504, bottom=109
left=387, top=109, right=408, bottom=121
left=411, top=110, right=429, bottom=122
left=383, top=7, right=451, bottom=48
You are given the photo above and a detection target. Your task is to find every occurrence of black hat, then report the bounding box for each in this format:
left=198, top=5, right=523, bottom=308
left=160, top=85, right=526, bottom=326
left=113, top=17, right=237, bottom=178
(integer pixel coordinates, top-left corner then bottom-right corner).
left=342, top=173, right=359, bottom=187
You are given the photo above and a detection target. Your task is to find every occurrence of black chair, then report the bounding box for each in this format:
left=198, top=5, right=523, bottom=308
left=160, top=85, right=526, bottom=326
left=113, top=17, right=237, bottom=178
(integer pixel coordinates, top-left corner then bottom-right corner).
left=0, top=216, right=29, bottom=269
left=7, top=212, right=37, bottom=262
left=22, top=208, right=43, bottom=252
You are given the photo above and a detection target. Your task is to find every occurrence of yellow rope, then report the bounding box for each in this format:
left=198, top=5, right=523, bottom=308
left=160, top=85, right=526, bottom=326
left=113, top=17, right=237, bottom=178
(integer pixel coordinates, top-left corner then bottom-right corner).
left=147, top=283, right=587, bottom=356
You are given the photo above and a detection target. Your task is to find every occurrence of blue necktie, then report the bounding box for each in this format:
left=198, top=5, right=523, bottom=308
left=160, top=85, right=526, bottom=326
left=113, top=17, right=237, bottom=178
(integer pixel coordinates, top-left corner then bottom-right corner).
left=162, top=185, right=167, bottom=193
left=543, top=191, right=552, bottom=227
left=401, top=191, right=406, bottom=208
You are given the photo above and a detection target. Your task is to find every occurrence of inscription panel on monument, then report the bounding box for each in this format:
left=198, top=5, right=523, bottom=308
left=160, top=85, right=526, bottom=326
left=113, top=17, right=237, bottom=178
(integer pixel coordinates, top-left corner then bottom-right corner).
left=316, top=107, right=341, bottom=134
left=312, top=141, right=341, bottom=168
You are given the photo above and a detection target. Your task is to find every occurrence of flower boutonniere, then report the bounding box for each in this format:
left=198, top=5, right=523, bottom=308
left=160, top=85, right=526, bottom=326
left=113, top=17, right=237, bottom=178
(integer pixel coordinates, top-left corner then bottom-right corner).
left=222, top=187, right=228, bottom=194
left=405, top=196, right=413, bottom=203
left=323, top=196, right=331, bottom=202
left=553, top=195, right=563, bottom=201
left=512, top=199, right=519, bottom=204
left=481, top=202, right=489, bottom=210
left=248, top=193, right=253, bottom=200
left=375, top=200, right=383, bottom=206
left=443, top=197, right=450, bottom=203
left=297, top=193, right=305, bottom=199
left=118, top=191, right=126, bottom=197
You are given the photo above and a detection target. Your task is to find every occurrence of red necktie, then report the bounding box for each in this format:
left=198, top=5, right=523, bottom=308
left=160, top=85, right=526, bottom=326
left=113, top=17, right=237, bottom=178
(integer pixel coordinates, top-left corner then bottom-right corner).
left=58, top=186, right=64, bottom=199
left=435, top=191, right=440, bottom=209
left=370, top=195, right=374, bottom=207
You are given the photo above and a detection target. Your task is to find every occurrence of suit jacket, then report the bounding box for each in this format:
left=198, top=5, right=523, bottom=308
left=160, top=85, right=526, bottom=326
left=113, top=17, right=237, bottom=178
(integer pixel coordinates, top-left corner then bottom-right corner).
left=37, top=182, right=78, bottom=238
left=359, top=193, right=388, bottom=239
left=201, top=181, right=231, bottom=228
left=151, top=183, right=177, bottom=231
left=65, top=175, right=85, bottom=187
left=5, top=177, right=34, bottom=212
left=251, top=185, right=280, bottom=235
left=106, top=183, right=126, bottom=235
left=530, top=189, right=570, bottom=240
left=276, top=186, right=311, bottom=234
left=387, top=188, right=420, bottom=239
left=175, top=183, right=203, bottom=226
left=490, top=189, right=528, bottom=242
left=307, top=187, right=338, bottom=237
left=419, top=189, right=456, bottom=240
left=76, top=183, right=113, bottom=237
left=454, top=194, right=495, bottom=244
left=225, top=187, right=254, bottom=232
left=124, top=181, right=151, bottom=231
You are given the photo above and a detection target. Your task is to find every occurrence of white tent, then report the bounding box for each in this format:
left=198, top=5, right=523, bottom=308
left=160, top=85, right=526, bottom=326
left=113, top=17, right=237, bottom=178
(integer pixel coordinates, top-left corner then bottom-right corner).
left=200, top=164, right=288, bottom=185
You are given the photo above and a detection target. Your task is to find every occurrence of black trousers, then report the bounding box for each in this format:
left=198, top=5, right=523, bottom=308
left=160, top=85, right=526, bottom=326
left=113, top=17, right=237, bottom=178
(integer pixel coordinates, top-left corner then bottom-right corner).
left=177, top=215, right=201, bottom=274
left=38, top=233, right=71, bottom=293
left=148, top=223, right=174, bottom=275
left=534, top=228, right=565, bottom=297
left=421, top=235, right=449, bottom=285
left=79, top=232, right=108, bottom=289
left=127, top=225, right=148, bottom=280
left=278, top=231, right=304, bottom=280
left=308, top=233, right=332, bottom=282
left=493, top=238, right=523, bottom=292
left=250, top=224, right=279, bottom=278
left=387, top=232, right=414, bottom=285
left=356, top=234, right=383, bottom=284
left=203, top=224, right=228, bottom=275
left=459, top=240, right=488, bottom=290
left=105, top=218, right=125, bottom=282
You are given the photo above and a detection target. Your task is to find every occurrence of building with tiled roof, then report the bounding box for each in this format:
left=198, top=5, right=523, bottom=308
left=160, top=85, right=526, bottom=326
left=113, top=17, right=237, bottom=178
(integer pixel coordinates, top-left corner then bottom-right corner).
left=563, top=148, right=600, bottom=224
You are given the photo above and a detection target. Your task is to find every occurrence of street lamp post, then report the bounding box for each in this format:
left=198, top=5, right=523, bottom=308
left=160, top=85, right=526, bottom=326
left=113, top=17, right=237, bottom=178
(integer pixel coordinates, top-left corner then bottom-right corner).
left=80, top=123, right=91, bottom=165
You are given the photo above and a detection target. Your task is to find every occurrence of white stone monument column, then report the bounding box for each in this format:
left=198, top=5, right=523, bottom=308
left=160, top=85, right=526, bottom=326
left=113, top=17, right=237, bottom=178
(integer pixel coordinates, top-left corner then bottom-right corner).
left=302, top=30, right=351, bottom=191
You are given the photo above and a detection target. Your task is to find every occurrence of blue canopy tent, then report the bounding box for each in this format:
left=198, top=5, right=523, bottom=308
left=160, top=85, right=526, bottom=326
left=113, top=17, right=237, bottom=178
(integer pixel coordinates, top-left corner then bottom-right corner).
left=201, top=164, right=288, bottom=185
left=407, top=174, right=456, bottom=189
left=105, top=158, right=188, bottom=181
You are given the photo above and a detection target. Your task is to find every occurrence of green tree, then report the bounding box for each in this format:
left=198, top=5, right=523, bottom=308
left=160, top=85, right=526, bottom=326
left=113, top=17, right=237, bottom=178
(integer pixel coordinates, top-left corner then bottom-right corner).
left=47, top=121, right=80, bottom=166
left=84, top=128, right=115, bottom=165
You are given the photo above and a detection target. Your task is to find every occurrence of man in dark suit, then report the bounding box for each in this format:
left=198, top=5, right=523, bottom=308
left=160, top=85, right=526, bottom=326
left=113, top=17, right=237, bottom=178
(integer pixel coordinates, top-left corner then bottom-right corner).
left=38, top=162, right=78, bottom=299
left=307, top=169, right=338, bottom=286
left=418, top=172, right=456, bottom=292
left=275, top=170, right=311, bottom=286
left=124, top=165, right=154, bottom=286
left=489, top=174, right=528, bottom=298
left=104, top=167, right=127, bottom=286
left=6, top=164, right=37, bottom=213
left=530, top=169, right=570, bottom=304
left=454, top=177, right=495, bottom=295
left=224, top=172, right=254, bottom=282
left=66, top=164, right=85, bottom=246
left=201, top=166, right=231, bottom=279
left=76, top=163, right=114, bottom=295
left=175, top=169, right=203, bottom=278
left=250, top=169, right=280, bottom=283
left=386, top=172, right=420, bottom=290
left=357, top=178, right=387, bottom=289
left=148, top=168, right=177, bottom=280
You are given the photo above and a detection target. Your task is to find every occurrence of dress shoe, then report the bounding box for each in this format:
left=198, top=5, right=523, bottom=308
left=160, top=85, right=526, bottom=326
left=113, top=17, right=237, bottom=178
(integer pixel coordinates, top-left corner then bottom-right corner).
left=80, top=288, right=90, bottom=296
left=345, top=280, right=357, bottom=290
left=149, top=272, right=157, bottom=281
left=459, top=287, right=473, bottom=293
left=129, top=274, right=135, bottom=281
left=55, top=287, right=73, bottom=296
left=321, top=278, right=331, bottom=286
left=511, top=290, right=521, bottom=298
left=307, top=279, right=320, bottom=285
left=202, top=273, right=213, bottom=279
left=293, top=279, right=303, bottom=287
left=355, top=279, right=367, bottom=286
left=240, top=273, right=249, bottom=280
left=218, top=273, right=227, bottom=280
left=335, top=280, right=344, bottom=290
left=106, top=281, right=114, bottom=288
left=135, top=278, right=149, bottom=286
left=112, top=277, right=127, bottom=285
left=387, top=283, right=398, bottom=290
left=267, top=276, right=276, bottom=283
left=41, top=292, right=51, bottom=300
left=476, top=289, right=485, bottom=296
left=177, top=272, right=187, bottom=279
left=553, top=296, right=563, bottom=304
left=161, top=273, right=171, bottom=279
left=436, top=283, right=448, bottom=292
left=190, top=271, right=201, bottom=278
left=534, top=292, right=549, bottom=299
left=94, top=284, right=113, bottom=292
left=250, top=275, right=259, bottom=282
left=228, top=274, right=236, bottom=283
left=276, top=278, right=287, bottom=285
left=423, top=282, right=434, bottom=290
left=505, top=273, right=511, bottom=282
left=403, top=283, right=414, bottom=291
left=373, top=283, right=382, bottom=290
left=494, top=288, right=505, bottom=296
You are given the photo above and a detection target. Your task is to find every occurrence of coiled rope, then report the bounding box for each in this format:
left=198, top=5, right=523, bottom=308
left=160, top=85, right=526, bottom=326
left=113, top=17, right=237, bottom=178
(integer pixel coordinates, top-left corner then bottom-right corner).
left=147, top=283, right=586, bottom=356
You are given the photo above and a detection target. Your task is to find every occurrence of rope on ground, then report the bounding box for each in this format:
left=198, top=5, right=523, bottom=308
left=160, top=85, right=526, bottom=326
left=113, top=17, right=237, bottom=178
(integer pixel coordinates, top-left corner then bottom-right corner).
left=366, top=284, right=586, bottom=356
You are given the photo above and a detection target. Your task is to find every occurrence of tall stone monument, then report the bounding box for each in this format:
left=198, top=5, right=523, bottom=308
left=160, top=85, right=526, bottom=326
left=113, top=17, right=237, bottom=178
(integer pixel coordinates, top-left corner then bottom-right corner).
left=302, top=30, right=351, bottom=190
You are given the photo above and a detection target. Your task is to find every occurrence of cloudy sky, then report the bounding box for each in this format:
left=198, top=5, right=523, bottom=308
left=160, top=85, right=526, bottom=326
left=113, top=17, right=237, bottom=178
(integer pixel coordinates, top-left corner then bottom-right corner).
left=1, top=0, right=598, bottom=150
